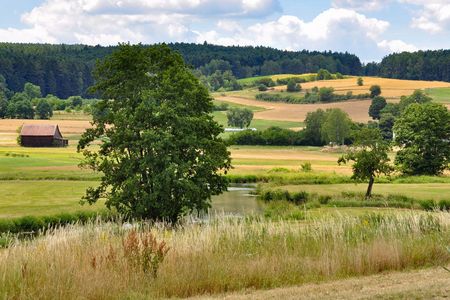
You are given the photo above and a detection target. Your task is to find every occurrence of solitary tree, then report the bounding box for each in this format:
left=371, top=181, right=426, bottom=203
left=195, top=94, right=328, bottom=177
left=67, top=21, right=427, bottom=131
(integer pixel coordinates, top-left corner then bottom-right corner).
left=321, top=108, right=352, bottom=145
left=36, top=99, right=53, bottom=119
left=316, top=69, right=332, bottom=80
left=227, top=107, right=254, bottom=128
left=286, top=79, right=301, bottom=92
left=368, top=96, right=387, bottom=120
left=77, top=44, right=231, bottom=222
left=369, top=85, right=381, bottom=98
left=338, top=128, right=393, bottom=199
left=357, top=77, right=363, bottom=86
left=394, top=103, right=450, bottom=175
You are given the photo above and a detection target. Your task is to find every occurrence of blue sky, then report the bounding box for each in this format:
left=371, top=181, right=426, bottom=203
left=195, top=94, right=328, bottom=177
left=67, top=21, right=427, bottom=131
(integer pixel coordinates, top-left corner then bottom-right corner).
left=0, top=0, right=449, bottom=62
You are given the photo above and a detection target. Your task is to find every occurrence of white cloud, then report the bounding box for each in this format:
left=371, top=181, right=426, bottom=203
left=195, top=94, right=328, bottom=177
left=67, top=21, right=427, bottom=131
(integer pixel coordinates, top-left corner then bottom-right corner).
left=400, top=0, right=450, bottom=33
left=196, top=8, right=393, bottom=61
left=332, top=0, right=391, bottom=11
left=377, top=39, right=419, bottom=53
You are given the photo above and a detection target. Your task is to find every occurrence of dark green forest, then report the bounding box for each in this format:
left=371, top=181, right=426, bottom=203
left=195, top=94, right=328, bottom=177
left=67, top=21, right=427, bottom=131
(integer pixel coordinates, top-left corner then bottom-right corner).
left=0, top=42, right=449, bottom=99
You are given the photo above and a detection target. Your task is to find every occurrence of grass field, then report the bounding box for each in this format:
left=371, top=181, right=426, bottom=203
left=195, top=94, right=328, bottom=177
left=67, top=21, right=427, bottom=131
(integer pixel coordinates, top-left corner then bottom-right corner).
left=426, top=87, right=450, bottom=103
left=266, top=183, right=450, bottom=201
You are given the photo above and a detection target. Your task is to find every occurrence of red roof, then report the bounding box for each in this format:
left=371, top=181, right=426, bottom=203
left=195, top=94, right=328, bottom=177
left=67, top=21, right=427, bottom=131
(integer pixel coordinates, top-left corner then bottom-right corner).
left=20, top=124, right=62, bottom=137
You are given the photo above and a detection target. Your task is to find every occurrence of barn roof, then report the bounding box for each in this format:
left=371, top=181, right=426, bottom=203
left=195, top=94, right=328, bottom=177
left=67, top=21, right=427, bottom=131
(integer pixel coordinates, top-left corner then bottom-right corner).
left=20, top=124, right=60, bottom=136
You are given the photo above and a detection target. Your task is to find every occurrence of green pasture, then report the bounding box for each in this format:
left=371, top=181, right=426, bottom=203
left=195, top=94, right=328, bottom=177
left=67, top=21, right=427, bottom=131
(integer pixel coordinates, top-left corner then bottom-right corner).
left=426, top=87, right=450, bottom=104
left=0, top=181, right=101, bottom=218
left=213, top=111, right=302, bottom=130
left=272, top=183, right=450, bottom=201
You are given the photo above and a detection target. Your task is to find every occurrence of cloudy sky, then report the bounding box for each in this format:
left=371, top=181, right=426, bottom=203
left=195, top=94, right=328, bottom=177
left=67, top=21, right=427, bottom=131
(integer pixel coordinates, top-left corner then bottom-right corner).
left=0, top=0, right=449, bottom=62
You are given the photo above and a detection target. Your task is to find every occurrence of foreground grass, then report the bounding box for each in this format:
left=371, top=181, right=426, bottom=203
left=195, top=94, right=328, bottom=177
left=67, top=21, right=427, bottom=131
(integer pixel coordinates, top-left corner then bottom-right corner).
left=1, top=212, right=449, bottom=299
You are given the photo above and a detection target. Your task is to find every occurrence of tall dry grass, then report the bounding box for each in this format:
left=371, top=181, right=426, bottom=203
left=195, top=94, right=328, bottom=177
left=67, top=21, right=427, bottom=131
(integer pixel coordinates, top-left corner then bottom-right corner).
left=1, top=212, right=449, bottom=299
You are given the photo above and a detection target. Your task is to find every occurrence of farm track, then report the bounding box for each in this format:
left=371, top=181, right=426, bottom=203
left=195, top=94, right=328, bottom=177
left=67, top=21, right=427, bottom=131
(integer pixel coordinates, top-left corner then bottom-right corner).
left=192, top=267, right=450, bottom=300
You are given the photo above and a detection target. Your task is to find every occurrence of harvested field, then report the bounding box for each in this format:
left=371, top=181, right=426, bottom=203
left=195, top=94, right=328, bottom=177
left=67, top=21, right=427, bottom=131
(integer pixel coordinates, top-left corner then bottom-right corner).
left=216, top=95, right=374, bottom=122
left=0, top=119, right=91, bottom=135
left=274, top=76, right=450, bottom=98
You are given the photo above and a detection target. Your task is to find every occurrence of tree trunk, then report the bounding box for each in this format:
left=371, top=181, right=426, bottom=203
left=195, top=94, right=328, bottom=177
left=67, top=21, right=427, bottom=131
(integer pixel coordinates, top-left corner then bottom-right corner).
left=365, top=175, right=374, bottom=199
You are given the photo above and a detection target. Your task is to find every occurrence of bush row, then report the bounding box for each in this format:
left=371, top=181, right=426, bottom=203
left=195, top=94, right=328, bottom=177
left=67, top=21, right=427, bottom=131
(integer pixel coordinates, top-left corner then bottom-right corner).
left=255, top=91, right=370, bottom=104
left=0, top=210, right=111, bottom=235
left=257, top=189, right=450, bottom=211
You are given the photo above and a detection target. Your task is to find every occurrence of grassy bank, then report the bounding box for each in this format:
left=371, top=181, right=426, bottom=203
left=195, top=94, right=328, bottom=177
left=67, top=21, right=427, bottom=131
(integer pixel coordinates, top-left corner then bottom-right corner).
left=1, top=212, right=449, bottom=299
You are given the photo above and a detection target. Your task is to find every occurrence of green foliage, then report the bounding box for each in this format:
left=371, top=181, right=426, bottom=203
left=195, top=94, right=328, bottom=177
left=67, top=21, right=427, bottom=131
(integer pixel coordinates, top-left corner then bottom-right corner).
left=394, top=103, right=450, bottom=175
left=369, top=85, right=381, bottom=98
left=36, top=99, right=53, bottom=119
left=227, top=107, right=254, bottom=128
left=300, top=162, right=312, bottom=172
left=0, top=96, right=7, bottom=118
left=357, top=77, right=363, bottom=86
left=254, top=77, right=275, bottom=87
left=321, top=108, right=352, bottom=145
left=335, top=72, right=344, bottom=79
left=6, top=98, right=34, bottom=119
left=77, top=44, right=231, bottom=222
left=227, top=126, right=304, bottom=146
left=286, top=79, right=301, bottom=92
left=398, top=89, right=432, bottom=112
left=379, top=113, right=395, bottom=140
left=380, top=103, right=400, bottom=117
left=368, top=96, right=387, bottom=120
left=318, top=87, right=335, bottom=102
left=316, top=69, right=332, bottom=80
left=68, top=95, right=83, bottom=108
left=338, top=128, right=393, bottom=198
left=24, top=82, right=42, bottom=99
left=257, top=84, right=268, bottom=91
left=303, top=109, right=327, bottom=146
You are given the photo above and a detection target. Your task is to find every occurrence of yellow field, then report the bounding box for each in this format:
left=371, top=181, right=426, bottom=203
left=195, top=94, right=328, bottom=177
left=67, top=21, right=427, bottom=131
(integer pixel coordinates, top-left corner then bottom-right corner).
left=274, top=76, right=450, bottom=99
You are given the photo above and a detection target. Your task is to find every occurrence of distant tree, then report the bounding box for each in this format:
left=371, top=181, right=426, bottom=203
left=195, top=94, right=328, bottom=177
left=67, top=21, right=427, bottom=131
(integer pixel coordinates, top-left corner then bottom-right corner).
left=68, top=96, right=83, bottom=108
left=369, top=85, right=381, bottom=98
left=255, top=78, right=275, bottom=87
left=338, top=128, right=393, bottom=199
left=260, top=60, right=281, bottom=75
left=335, top=72, right=344, bottom=79
left=36, top=99, right=53, bottom=119
left=258, top=84, right=268, bottom=91
left=317, top=69, right=332, bottom=80
left=0, top=96, right=7, bottom=118
left=368, top=96, right=387, bottom=120
left=394, top=103, right=450, bottom=175
left=398, top=89, right=432, bottom=112
left=286, top=79, right=301, bottom=92
left=227, top=107, right=254, bottom=128
left=357, top=77, right=363, bottom=86
left=378, top=113, right=395, bottom=140
left=24, top=82, right=42, bottom=99
left=77, top=44, right=231, bottom=222
left=318, top=87, right=334, bottom=102
left=6, top=99, right=34, bottom=119
left=380, top=103, right=400, bottom=117
left=303, top=109, right=326, bottom=145
left=321, top=108, right=352, bottom=145
left=10, top=92, right=30, bottom=103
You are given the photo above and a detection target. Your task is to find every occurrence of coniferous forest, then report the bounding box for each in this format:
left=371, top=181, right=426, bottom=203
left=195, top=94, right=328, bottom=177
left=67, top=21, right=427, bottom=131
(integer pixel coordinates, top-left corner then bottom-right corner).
left=0, top=42, right=449, bottom=99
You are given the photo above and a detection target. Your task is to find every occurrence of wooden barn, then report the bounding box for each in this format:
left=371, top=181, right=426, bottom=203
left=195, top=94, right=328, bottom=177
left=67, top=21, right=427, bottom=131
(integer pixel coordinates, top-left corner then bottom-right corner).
left=20, top=124, right=68, bottom=147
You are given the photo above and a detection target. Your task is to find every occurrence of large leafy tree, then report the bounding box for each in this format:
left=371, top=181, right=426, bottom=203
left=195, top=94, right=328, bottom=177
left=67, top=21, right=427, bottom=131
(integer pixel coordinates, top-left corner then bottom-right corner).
left=321, top=108, right=352, bottom=145
left=394, top=103, right=450, bottom=175
left=78, top=44, right=231, bottom=222
left=226, top=107, right=253, bottom=128
left=368, top=96, right=387, bottom=120
left=338, top=128, right=393, bottom=199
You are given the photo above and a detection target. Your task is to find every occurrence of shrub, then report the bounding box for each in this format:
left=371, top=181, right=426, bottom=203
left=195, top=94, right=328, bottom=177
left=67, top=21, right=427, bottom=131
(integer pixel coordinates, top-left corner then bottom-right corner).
left=300, top=162, right=312, bottom=172
left=438, top=199, right=450, bottom=211
left=318, top=195, right=331, bottom=204
left=258, top=84, right=268, bottom=91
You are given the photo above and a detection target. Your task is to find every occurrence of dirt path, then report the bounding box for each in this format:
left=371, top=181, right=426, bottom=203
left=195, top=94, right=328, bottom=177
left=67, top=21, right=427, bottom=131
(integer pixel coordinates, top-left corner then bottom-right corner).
left=191, top=267, right=450, bottom=299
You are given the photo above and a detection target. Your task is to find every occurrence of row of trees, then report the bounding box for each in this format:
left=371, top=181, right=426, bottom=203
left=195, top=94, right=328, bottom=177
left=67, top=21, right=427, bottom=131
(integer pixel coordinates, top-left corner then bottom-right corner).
left=0, top=80, right=92, bottom=119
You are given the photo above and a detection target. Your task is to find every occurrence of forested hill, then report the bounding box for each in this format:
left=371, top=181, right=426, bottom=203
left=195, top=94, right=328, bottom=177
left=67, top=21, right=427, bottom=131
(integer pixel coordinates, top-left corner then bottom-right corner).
left=364, top=50, right=450, bottom=82
left=1, top=42, right=449, bottom=99
left=0, top=42, right=361, bottom=98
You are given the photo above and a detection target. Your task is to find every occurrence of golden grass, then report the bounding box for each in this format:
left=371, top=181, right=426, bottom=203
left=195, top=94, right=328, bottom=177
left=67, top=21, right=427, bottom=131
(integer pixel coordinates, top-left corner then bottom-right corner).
left=0, top=119, right=91, bottom=135
left=274, top=76, right=450, bottom=98
left=1, top=212, right=449, bottom=299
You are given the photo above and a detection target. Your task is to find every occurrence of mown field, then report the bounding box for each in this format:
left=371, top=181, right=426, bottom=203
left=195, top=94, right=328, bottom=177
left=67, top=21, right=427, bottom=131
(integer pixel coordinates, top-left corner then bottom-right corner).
left=218, top=75, right=450, bottom=123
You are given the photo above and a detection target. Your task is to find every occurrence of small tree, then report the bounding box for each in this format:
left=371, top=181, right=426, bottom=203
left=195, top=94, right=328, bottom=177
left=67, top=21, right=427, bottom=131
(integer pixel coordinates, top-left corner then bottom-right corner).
left=317, top=69, right=332, bottom=80
left=68, top=96, right=83, bottom=108
left=369, top=85, right=381, bottom=98
left=318, top=87, right=334, bottom=102
left=286, top=79, right=301, bottom=92
left=24, top=82, right=42, bottom=99
left=36, top=99, right=53, bottom=119
left=338, top=128, right=393, bottom=199
left=394, top=103, right=450, bottom=175
left=321, top=108, right=352, bottom=145
left=368, top=96, right=387, bottom=120
left=258, top=84, right=268, bottom=91
left=357, top=77, right=363, bottom=86
left=227, top=107, right=254, bottom=128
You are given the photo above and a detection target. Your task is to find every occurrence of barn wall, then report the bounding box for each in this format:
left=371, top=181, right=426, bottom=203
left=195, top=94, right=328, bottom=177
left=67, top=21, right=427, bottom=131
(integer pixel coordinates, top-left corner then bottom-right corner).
left=21, top=136, right=54, bottom=147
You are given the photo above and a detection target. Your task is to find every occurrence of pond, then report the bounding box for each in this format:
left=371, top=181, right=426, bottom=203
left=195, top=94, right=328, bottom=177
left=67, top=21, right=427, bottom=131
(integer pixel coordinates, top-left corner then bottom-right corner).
left=210, top=184, right=263, bottom=215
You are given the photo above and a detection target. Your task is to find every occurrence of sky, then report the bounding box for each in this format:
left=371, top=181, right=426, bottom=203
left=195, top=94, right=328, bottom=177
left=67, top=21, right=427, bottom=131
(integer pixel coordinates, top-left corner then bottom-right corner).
left=0, top=0, right=449, bottom=62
